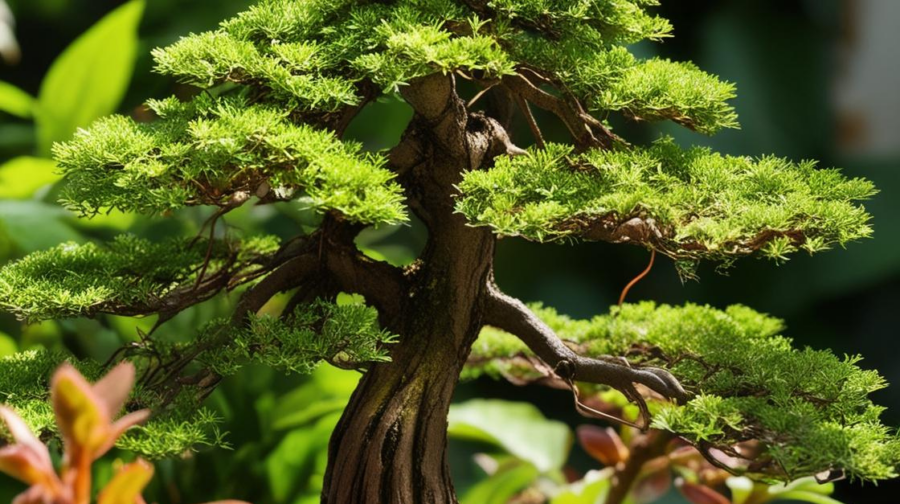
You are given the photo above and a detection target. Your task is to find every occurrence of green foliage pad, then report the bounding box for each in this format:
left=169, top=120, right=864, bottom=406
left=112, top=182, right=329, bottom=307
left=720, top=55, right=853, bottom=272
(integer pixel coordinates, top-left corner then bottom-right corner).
left=457, top=138, right=875, bottom=272
left=469, top=302, right=900, bottom=482
left=0, top=234, right=279, bottom=323
left=54, top=95, right=406, bottom=224
left=0, top=350, right=225, bottom=460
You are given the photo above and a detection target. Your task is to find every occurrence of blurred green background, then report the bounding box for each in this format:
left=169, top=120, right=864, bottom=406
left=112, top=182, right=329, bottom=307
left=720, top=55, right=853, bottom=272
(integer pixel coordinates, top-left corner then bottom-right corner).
left=0, top=0, right=898, bottom=502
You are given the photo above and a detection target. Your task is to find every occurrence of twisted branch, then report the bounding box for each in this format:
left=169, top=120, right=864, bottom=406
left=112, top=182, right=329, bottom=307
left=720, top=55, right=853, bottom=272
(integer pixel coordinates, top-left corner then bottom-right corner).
left=501, top=72, right=620, bottom=150
left=483, top=282, right=687, bottom=429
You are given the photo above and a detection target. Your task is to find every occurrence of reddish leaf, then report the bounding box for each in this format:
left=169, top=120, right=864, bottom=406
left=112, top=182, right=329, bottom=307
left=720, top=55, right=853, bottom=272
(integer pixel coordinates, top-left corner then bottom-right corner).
left=676, top=478, right=730, bottom=504
left=577, top=425, right=629, bottom=466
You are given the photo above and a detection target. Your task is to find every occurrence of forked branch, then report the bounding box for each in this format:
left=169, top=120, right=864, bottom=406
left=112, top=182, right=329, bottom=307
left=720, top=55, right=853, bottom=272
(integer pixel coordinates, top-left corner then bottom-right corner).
left=483, top=283, right=687, bottom=428
left=501, top=72, right=620, bottom=150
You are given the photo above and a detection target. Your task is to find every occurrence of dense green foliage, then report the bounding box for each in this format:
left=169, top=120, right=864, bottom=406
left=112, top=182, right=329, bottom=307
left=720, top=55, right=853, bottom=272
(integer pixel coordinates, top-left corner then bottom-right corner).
left=0, top=234, right=279, bottom=323
left=54, top=95, right=406, bottom=223
left=470, top=302, right=900, bottom=482
left=458, top=138, right=874, bottom=272
left=0, top=0, right=895, bottom=499
left=204, top=299, right=397, bottom=376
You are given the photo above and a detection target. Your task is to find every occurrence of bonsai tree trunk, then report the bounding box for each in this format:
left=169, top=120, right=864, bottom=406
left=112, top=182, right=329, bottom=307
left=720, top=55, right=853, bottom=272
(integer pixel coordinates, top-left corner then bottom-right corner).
left=322, top=74, right=502, bottom=503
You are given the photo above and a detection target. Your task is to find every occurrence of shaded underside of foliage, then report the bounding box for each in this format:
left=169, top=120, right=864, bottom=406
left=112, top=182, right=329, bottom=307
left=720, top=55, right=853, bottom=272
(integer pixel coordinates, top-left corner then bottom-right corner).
left=468, top=302, right=900, bottom=482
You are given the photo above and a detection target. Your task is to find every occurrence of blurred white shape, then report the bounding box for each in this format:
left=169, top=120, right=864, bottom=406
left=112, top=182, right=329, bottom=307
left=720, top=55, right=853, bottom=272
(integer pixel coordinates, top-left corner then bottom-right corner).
left=0, top=0, right=20, bottom=64
left=835, top=0, right=900, bottom=156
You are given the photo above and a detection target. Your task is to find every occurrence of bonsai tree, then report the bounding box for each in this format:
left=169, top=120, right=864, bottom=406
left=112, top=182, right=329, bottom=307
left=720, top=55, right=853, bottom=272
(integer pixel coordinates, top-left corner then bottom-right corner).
left=0, top=0, right=897, bottom=502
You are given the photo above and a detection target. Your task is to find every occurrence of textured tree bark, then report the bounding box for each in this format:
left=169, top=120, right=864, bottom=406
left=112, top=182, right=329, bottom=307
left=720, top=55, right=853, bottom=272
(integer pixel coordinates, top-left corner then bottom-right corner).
left=322, top=73, right=502, bottom=503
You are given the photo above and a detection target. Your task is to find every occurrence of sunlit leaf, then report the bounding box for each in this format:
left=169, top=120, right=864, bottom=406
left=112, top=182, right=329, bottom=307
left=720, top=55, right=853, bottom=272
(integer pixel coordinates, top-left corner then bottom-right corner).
left=0, top=81, right=34, bottom=118
left=0, top=157, right=60, bottom=198
left=0, top=332, right=16, bottom=356
left=461, top=459, right=539, bottom=504
left=97, top=459, right=154, bottom=504
left=448, top=399, right=571, bottom=473
left=35, top=0, right=144, bottom=155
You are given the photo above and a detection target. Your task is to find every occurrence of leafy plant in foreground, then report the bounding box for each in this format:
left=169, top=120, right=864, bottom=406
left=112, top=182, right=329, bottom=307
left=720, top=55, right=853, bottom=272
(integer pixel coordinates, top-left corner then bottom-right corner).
left=0, top=361, right=247, bottom=504
left=0, top=0, right=897, bottom=503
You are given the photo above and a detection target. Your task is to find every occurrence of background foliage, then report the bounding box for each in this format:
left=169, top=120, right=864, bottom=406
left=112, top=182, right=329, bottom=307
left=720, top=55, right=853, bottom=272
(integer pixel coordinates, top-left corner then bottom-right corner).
left=0, top=0, right=898, bottom=502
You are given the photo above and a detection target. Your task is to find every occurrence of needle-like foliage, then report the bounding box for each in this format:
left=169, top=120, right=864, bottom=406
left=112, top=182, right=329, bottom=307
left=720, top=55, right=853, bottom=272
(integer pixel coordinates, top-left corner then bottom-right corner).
left=469, top=302, right=900, bottom=482
left=0, top=0, right=894, bottom=496
left=457, top=138, right=875, bottom=274
left=0, top=234, right=279, bottom=323
left=54, top=95, right=407, bottom=223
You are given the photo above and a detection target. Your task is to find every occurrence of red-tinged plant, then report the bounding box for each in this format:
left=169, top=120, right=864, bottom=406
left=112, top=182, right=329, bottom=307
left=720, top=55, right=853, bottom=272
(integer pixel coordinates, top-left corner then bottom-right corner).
left=0, top=361, right=250, bottom=504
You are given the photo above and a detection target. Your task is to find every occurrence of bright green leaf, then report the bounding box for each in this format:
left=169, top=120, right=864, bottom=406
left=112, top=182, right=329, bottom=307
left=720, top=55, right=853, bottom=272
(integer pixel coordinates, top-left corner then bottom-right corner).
left=460, top=459, right=540, bottom=504
left=773, top=491, right=845, bottom=504
left=35, top=0, right=145, bottom=155
left=0, top=156, right=60, bottom=198
left=0, top=81, right=35, bottom=118
left=0, top=200, right=83, bottom=253
left=550, top=469, right=613, bottom=504
left=448, top=399, right=571, bottom=473
left=0, top=332, right=17, bottom=356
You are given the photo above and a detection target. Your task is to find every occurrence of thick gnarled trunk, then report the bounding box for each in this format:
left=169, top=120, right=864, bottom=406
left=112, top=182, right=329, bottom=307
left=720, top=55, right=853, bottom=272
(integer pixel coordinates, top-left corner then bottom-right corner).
left=322, top=73, right=502, bottom=503
left=322, top=224, right=495, bottom=504
left=321, top=301, right=478, bottom=503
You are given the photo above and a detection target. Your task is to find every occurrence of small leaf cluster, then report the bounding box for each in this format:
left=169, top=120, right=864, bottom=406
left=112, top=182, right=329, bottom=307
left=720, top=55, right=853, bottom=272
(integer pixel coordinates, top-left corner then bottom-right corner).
left=54, top=95, right=407, bottom=224
left=0, top=234, right=279, bottom=323
left=469, top=302, right=900, bottom=482
left=204, top=299, right=397, bottom=376
left=457, top=137, right=875, bottom=268
left=0, top=350, right=226, bottom=460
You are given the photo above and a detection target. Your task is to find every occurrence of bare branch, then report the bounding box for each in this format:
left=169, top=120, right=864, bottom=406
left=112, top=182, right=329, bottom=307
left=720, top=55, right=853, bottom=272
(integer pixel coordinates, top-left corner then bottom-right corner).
left=512, top=92, right=546, bottom=148
left=483, top=283, right=687, bottom=428
left=326, top=249, right=407, bottom=323
left=502, top=72, right=620, bottom=150
left=231, top=253, right=320, bottom=325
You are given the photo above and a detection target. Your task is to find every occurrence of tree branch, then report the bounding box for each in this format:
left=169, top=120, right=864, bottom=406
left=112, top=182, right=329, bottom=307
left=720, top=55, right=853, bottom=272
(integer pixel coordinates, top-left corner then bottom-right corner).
left=606, top=431, right=673, bottom=504
left=502, top=72, right=620, bottom=150
left=483, top=283, right=687, bottom=427
left=325, top=248, right=406, bottom=324
left=231, top=253, right=320, bottom=325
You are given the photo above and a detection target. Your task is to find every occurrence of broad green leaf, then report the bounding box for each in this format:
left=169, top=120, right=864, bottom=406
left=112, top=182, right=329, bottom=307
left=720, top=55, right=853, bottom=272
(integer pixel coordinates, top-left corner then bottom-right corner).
left=0, top=81, right=34, bottom=118
left=448, top=399, right=571, bottom=473
left=461, top=459, right=540, bottom=504
left=768, top=477, right=835, bottom=496
left=726, top=477, right=755, bottom=504
left=69, top=209, right=136, bottom=231
left=550, top=469, right=613, bottom=504
left=0, top=200, right=83, bottom=253
left=0, top=332, right=17, bottom=356
left=35, top=0, right=144, bottom=155
left=773, top=491, right=844, bottom=504
left=266, top=411, right=340, bottom=502
left=0, top=156, right=60, bottom=198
